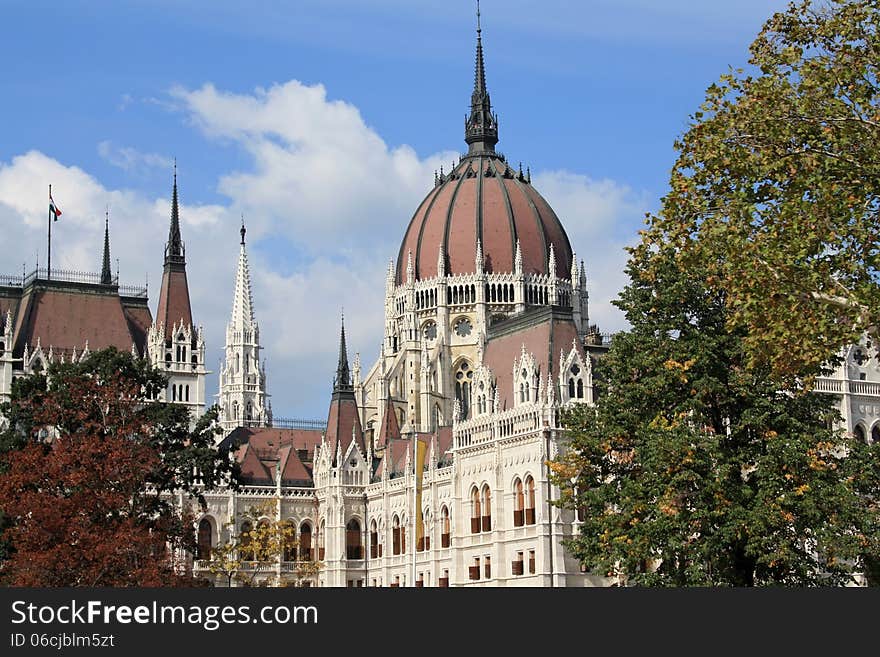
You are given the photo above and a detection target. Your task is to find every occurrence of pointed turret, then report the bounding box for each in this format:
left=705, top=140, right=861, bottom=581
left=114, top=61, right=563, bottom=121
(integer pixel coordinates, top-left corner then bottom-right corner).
left=231, top=218, right=255, bottom=329
left=101, top=210, right=112, bottom=285
left=156, top=163, right=194, bottom=330
left=465, top=1, right=498, bottom=154
left=325, top=314, right=364, bottom=462
left=218, top=217, right=268, bottom=432
left=167, top=162, right=184, bottom=262
left=333, top=314, right=353, bottom=396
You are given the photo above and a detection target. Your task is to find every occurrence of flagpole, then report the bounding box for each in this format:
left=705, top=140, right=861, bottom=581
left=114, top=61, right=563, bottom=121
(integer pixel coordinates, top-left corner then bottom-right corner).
left=47, top=184, right=52, bottom=280
left=412, top=426, right=416, bottom=587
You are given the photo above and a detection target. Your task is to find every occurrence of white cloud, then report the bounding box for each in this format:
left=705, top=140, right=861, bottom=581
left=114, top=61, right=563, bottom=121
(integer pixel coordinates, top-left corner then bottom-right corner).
left=534, top=170, right=645, bottom=333
left=98, top=141, right=174, bottom=174
left=0, top=79, right=644, bottom=418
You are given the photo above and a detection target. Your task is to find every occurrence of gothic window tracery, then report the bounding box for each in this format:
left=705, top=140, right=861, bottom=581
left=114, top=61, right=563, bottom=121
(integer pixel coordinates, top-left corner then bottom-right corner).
left=455, top=360, right=473, bottom=419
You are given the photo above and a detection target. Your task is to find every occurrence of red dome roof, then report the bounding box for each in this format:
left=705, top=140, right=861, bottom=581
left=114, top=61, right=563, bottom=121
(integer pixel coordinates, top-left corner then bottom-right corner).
left=396, top=154, right=573, bottom=284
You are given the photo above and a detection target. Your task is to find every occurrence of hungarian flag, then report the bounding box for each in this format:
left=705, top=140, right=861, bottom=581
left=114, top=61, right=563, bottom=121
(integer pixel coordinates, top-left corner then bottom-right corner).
left=49, top=192, right=62, bottom=221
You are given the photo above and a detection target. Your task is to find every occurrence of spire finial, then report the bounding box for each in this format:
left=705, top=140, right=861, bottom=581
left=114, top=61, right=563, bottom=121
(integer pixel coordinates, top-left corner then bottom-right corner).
left=166, top=161, right=184, bottom=262
left=333, top=312, right=353, bottom=396
left=465, top=1, right=498, bottom=153
left=240, top=213, right=246, bottom=245
left=101, top=207, right=112, bottom=285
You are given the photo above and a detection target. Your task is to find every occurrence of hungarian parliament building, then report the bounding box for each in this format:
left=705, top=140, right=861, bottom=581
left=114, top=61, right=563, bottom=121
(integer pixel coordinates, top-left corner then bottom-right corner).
left=1, top=19, right=878, bottom=588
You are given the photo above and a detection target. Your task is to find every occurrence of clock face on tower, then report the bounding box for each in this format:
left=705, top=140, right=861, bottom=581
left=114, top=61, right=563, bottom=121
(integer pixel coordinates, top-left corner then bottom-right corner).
left=454, top=317, right=472, bottom=338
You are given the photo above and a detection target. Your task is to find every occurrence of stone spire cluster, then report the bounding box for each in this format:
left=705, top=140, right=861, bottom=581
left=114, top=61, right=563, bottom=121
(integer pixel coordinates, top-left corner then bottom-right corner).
left=218, top=218, right=270, bottom=431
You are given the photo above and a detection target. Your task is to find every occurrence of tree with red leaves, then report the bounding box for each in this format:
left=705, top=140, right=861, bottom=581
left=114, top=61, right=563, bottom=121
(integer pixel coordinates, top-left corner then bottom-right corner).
left=0, top=348, right=235, bottom=586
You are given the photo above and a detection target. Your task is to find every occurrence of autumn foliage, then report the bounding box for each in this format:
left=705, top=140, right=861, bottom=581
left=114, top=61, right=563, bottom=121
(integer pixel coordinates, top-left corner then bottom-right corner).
left=0, top=348, right=232, bottom=586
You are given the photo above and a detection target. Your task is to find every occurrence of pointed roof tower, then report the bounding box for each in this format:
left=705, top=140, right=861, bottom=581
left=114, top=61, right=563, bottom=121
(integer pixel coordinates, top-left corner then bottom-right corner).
left=325, top=314, right=364, bottom=461
left=333, top=313, right=353, bottom=397
left=101, top=210, right=112, bottom=285
left=465, top=0, right=498, bottom=154
left=230, top=217, right=255, bottom=329
left=156, top=161, right=194, bottom=329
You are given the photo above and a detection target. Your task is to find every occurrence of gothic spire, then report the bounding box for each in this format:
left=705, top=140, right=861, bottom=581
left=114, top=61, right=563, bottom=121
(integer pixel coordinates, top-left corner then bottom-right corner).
left=166, top=160, right=184, bottom=263
left=333, top=313, right=353, bottom=396
left=465, top=0, right=498, bottom=154
left=230, top=216, right=255, bottom=329
left=156, top=161, right=193, bottom=330
left=101, top=209, right=112, bottom=285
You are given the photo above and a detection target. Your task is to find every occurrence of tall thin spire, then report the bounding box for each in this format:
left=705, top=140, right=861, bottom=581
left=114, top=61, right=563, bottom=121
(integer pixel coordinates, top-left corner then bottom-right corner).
left=101, top=209, right=112, bottom=285
left=156, top=161, right=193, bottom=329
left=166, top=159, right=184, bottom=263
left=333, top=313, right=353, bottom=396
left=230, top=216, right=255, bottom=328
left=465, top=0, right=498, bottom=153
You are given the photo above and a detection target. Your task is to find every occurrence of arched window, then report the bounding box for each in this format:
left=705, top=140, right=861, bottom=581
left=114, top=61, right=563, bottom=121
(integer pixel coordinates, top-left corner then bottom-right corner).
left=392, top=515, right=402, bottom=555
left=282, top=520, right=296, bottom=561
left=470, top=487, right=481, bottom=534
left=239, top=521, right=254, bottom=561
left=481, top=485, right=492, bottom=532
left=455, top=361, right=473, bottom=419
left=568, top=378, right=576, bottom=399
left=318, top=520, right=326, bottom=560
left=197, top=518, right=212, bottom=561
left=346, top=519, right=362, bottom=560
left=235, top=353, right=240, bottom=374
left=232, top=401, right=239, bottom=421
left=441, top=506, right=450, bottom=548
left=855, top=425, right=867, bottom=442
left=513, top=478, right=525, bottom=527
left=370, top=520, right=379, bottom=559
left=873, top=425, right=880, bottom=444
left=165, top=352, right=171, bottom=365
left=577, top=379, right=584, bottom=399
left=418, top=509, right=430, bottom=552
left=525, top=476, right=536, bottom=525
left=185, top=385, right=190, bottom=402
left=299, top=522, right=312, bottom=561
left=171, top=385, right=176, bottom=402
left=246, top=401, right=253, bottom=421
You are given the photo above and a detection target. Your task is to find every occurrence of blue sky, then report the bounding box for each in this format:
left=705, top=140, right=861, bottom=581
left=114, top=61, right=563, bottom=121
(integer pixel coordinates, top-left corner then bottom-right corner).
left=0, top=0, right=790, bottom=418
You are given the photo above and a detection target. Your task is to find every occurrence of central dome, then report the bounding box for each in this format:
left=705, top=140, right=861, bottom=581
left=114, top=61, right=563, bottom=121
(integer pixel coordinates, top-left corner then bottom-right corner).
left=395, top=18, right=573, bottom=285
left=396, top=155, right=573, bottom=284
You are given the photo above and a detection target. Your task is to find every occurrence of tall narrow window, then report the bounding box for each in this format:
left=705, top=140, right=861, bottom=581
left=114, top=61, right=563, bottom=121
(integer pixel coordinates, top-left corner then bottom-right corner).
left=299, top=522, right=312, bottom=561
left=513, top=479, right=524, bottom=527
left=197, top=518, right=212, bottom=561
left=317, top=520, right=325, bottom=560
left=454, top=361, right=473, bottom=419
left=441, top=506, right=450, bottom=548
left=239, top=521, right=253, bottom=561
left=481, top=485, right=492, bottom=532
left=525, top=476, right=536, bottom=525
left=346, top=519, right=362, bottom=560
left=370, top=520, right=378, bottom=559
left=470, top=488, right=481, bottom=534
left=392, top=515, right=401, bottom=555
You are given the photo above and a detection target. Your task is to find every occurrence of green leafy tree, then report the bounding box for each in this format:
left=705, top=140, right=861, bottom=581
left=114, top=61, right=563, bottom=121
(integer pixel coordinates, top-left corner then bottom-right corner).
left=551, top=245, right=880, bottom=586
left=643, top=0, right=880, bottom=383
left=0, top=347, right=236, bottom=585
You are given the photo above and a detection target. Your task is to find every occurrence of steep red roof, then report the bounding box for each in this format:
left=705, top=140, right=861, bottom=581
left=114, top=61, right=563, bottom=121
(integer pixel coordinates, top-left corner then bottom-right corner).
left=11, top=282, right=151, bottom=357
left=224, top=427, right=323, bottom=486
left=375, top=397, right=401, bottom=450
left=156, top=267, right=193, bottom=330
left=325, top=395, right=364, bottom=462
left=483, top=307, right=583, bottom=410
